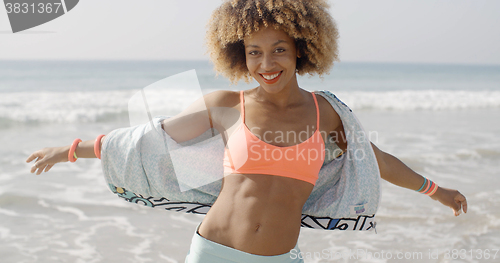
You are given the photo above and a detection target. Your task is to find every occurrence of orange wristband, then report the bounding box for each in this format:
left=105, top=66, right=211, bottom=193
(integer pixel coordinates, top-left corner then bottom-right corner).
left=94, top=134, right=105, bottom=159
left=426, top=183, right=439, bottom=196
left=68, top=138, right=82, bottom=162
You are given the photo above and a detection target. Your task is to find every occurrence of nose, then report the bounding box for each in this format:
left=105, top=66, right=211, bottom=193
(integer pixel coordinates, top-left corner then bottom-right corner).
left=260, top=53, right=275, bottom=71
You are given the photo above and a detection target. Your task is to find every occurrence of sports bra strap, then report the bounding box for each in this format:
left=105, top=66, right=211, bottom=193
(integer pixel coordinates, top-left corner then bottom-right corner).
left=311, top=92, right=320, bottom=131
left=240, top=90, right=245, bottom=122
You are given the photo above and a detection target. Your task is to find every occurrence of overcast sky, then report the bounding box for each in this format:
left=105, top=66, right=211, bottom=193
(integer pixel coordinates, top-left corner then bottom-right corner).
left=0, top=0, right=499, bottom=65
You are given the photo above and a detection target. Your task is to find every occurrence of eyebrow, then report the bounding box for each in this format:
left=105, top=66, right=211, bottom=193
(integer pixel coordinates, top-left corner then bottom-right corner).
left=245, top=40, right=288, bottom=48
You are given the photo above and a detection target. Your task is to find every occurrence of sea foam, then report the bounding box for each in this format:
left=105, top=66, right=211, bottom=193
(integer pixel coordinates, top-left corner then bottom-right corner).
left=1, top=90, right=500, bottom=125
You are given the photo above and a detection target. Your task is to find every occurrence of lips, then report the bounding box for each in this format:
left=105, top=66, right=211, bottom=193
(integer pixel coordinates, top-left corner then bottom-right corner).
left=259, top=71, right=282, bottom=84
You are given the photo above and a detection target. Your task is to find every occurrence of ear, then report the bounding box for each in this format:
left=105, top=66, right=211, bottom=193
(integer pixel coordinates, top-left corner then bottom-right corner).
left=296, top=49, right=301, bottom=58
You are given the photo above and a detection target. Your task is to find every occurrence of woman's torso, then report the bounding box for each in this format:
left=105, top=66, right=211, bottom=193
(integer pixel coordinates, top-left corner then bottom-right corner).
left=198, top=88, right=345, bottom=256
left=198, top=173, right=313, bottom=255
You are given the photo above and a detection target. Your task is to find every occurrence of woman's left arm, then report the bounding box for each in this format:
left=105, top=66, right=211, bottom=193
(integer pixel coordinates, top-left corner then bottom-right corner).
left=371, top=142, right=468, bottom=216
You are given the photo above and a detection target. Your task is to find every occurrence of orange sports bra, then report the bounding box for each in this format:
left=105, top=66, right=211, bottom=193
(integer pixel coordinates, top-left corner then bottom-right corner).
left=223, top=91, right=325, bottom=185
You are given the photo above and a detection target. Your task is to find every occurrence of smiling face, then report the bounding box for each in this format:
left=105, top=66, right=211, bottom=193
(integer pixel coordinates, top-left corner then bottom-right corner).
left=244, top=27, right=299, bottom=93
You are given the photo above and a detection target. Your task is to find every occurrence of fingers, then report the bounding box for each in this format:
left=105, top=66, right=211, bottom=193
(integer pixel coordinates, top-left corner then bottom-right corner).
left=30, top=157, right=49, bottom=175
left=434, top=187, right=468, bottom=217
left=28, top=151, right=45, bottom=174
left=29, top=152, right=57, bottom=174
left=450, top=192, right=468, bottom=216
left=452, top=201, right=461, bottom=216
left=36, top=165, right=44, bottom=175
left=26, top=152, right=41, bottom=163
left=455, top=193, right=468, bottom=214
left=45, top=164, right=54, bottom=173
left=30, top=158, right=43, bottom=174
left=31, top=162, right=55, bottom=175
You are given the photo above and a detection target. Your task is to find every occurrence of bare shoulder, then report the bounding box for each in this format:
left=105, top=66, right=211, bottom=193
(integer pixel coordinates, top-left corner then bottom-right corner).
left=203, top=90, right=240, bottom=109
left=203, top=90, right=242, bottom=129
left=314, top=92, right=342, bottom=133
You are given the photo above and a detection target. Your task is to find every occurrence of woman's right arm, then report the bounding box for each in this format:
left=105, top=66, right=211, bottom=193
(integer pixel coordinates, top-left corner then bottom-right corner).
left=26, top=136, right=105, bottom=175
left=26, top=90, right=238, bottom=174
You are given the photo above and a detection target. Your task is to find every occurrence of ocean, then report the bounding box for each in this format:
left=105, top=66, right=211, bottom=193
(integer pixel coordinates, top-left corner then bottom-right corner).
left=0, top=60, right=499, bottom=262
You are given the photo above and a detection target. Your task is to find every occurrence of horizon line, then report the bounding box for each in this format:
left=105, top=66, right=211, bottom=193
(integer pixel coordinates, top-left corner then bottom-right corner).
left=0, top=59, right=499, bottom=67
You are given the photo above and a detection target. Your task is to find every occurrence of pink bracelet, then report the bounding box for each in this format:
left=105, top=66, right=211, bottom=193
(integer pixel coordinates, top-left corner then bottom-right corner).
left=94, top=134, right=105, bottom=159
left=68, top=138, right=82, bottom=162
left=423, top=181, right=434, bottom=195
left=426, top=182, right=439, bottom=196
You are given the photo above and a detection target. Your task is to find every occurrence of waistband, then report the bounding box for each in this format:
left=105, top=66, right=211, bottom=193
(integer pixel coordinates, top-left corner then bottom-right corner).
left=185, top=224, right=304, bottom=263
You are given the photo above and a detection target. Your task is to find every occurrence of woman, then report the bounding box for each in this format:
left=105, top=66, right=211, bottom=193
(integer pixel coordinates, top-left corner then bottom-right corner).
left=27, top=0, right=467, bottom=262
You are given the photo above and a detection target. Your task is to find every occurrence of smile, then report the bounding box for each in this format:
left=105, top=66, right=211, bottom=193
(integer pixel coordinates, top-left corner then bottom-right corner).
left=259, top=71, right=282, bottom=84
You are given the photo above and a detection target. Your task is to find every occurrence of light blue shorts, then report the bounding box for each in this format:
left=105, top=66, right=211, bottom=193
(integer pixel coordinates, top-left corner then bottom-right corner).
left=185, top=225, right=304, bottom=263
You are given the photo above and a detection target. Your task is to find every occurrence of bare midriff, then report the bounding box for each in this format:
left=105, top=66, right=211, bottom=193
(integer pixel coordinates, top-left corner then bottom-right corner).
left=197, top=173, right=314, bottom=256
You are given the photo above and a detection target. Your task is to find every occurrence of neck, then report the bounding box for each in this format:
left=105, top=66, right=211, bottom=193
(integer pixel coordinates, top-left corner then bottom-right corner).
left=254, top=75, right=305, bottom=109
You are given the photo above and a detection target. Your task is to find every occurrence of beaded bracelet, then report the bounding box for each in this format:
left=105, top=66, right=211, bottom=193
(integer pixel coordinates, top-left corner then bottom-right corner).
left=416, top=177, right=439, bottom=196
left=68, top=138, right=82, bottom=162
left=94, top=134, right=105, bottom=159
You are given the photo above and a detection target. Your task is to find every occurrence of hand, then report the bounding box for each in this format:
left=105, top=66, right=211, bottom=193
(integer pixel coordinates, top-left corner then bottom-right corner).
left=26, top=146, right=70, bottom=175
left=430, top=187, right=468, bottom=216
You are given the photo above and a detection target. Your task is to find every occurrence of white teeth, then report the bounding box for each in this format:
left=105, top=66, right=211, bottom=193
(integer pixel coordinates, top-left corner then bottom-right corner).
left=261, top=72, right=280, bottom=80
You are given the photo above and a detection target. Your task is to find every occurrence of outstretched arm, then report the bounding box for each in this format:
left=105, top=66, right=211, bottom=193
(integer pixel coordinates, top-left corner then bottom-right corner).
left=26, top=137, right=105, bottom=175
left=26, top=90, right=239, bottom=175
left=371, top=143, right=468, bottom=216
